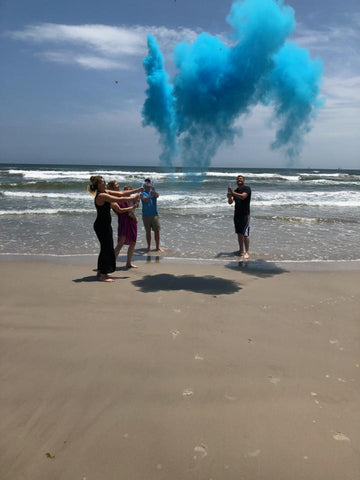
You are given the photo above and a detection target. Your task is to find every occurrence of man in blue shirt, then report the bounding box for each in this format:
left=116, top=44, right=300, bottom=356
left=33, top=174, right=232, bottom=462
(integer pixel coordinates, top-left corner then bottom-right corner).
left=141, top=179, right=164, bottom=252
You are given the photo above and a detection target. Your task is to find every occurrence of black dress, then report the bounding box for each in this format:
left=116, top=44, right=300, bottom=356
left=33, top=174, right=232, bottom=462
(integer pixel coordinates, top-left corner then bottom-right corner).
left=94, top=195, right=116, bottom=274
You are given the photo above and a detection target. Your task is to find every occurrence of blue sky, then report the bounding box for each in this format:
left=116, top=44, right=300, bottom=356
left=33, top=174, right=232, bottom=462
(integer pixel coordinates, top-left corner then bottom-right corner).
left=1, top=0, right=359, bottom=169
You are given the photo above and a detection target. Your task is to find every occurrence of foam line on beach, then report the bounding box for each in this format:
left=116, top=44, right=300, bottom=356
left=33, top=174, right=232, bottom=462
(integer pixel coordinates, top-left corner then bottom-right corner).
left=0, top=208, right=93, bottom=216
left=1, top=253, right=359, bottom=271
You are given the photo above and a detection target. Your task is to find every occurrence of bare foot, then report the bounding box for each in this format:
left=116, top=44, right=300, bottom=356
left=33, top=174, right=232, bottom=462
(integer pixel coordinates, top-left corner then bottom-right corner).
left=98, top=274, right=114, bottom=282
left=244, top=252, right=249, bottom=259
left=126, top=263, right=138, bottom=269
left=156, top=247, right=164, bottom=253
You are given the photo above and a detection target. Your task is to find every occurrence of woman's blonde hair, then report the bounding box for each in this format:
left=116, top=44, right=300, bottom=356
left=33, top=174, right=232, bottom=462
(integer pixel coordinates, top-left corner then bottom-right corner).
left=107, top=180, right=118, bottom=190
left=87, top=176, right=103, bottom=196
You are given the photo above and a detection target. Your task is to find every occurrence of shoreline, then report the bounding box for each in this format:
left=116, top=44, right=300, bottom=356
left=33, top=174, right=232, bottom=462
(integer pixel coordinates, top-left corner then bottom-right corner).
left=1, top=252, right=360, bottom=272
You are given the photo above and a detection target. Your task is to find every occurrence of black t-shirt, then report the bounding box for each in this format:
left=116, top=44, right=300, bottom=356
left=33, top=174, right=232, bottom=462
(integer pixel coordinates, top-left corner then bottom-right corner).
left=234, top=185, right=251, bottom=216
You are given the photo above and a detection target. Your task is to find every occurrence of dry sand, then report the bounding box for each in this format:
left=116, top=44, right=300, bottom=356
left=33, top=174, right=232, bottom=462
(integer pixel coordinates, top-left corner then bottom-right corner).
left=0, top=257, right=359, bottom=480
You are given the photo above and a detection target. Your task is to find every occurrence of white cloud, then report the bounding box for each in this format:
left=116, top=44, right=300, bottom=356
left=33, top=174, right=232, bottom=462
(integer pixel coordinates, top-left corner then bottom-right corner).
left=40, top=51, right=127, bottom=70
left=9, top=23, right=145, bottom=55
left=292, top=22, right=360, bottom=72
left=7, top=23, right=198, bottom=70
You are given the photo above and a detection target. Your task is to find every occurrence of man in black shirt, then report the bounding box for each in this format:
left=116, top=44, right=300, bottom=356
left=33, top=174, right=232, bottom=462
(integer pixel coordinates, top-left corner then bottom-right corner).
left=227, top=175, right=251, bottom=258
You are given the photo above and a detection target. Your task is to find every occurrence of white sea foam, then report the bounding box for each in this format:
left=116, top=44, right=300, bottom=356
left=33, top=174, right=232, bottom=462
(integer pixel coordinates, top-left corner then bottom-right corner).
left=254, top=190, right=360, bottom=207
left=300, top=173, right=353, bottom=178
left=7, top=169, right=133, bottom=182
left=300, top=179, right=360, bottom=185
left=205, top=172, right=299, bottom=181
left=253, top=200, right=360, bottom=207
left=0, top=208, right=92, bottom=216
left=7, top=169, right=181, bottom=181
left=2, top=191, right=89, bottom=200
left=2, top=188, right=360, bottom=209
left=6, top=168, right=360, bottom=184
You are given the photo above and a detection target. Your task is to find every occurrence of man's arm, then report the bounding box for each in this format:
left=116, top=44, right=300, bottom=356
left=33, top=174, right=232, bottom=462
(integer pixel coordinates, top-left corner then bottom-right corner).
left=228, top=188, right=248, bottom=200
left=141, top=192, right=153, bottom=203
left=142, top=188, right=159, bottom=203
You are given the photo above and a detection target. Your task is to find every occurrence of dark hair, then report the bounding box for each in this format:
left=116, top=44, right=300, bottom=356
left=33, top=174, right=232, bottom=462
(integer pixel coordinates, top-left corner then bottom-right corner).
left=144, top=178, right=151, bottom=184
left=88, top=175, right=103, bottom=193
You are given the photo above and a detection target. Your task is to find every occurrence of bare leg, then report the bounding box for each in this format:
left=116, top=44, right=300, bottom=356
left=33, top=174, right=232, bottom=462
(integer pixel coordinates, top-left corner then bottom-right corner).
left=244, top=236, right=250, bottom=259
left=146, top=230, right=151, bottom=251
left=154, top=231, right=164, bottom=252
left=114, top=236, right=126, bottom=258
left=237, top=233, right=245, bottom=255
left=126, top=242, right=137, bottom=268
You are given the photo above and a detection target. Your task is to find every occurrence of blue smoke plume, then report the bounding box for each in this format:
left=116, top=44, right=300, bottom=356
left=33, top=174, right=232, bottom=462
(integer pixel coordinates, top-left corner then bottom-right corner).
left=142, top=34, right=178, bottom=168
left=142, top=0, right=323, bottom=170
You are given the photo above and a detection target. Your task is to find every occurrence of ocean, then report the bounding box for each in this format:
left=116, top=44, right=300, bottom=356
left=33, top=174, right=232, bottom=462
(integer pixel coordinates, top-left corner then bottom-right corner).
left=1, top=164, right=360, bottom=262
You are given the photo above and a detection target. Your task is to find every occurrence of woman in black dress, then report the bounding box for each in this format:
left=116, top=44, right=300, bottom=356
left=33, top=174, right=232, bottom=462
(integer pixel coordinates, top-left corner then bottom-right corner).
left=88, top=176, right=141, bottom=282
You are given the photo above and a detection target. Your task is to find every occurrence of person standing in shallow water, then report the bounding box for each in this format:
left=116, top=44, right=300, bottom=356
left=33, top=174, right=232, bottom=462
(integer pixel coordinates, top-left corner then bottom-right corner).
left=107, top=180, right=139, bottom=269
left=227, top=175, right=251, bottom=259
left=88, top=176, right=142, bottom=282
left=141, top=178, right=164, bottom=252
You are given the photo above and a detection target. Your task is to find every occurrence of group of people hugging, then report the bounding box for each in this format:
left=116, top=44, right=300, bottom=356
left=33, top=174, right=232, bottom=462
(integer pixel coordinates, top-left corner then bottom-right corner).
left=88, top=175, right=162, bottom=282
left=88, top=173, right=251, bottom=282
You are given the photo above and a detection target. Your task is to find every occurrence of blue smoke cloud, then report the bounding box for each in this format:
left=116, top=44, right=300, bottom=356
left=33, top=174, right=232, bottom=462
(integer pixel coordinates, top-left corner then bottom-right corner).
left=142, top=34, right=178, bottom=168
left=142, top=0, right=323, bottom=170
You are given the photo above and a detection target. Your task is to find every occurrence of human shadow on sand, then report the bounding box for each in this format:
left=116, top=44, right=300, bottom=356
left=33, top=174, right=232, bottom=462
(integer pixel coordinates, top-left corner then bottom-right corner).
left=225, top=258, right=287, bottom=278
left=132, top=274, right=241, bottom=295
left=73, top=274, right=130, bottom=283
left=216, top=251, right=243, bottom=258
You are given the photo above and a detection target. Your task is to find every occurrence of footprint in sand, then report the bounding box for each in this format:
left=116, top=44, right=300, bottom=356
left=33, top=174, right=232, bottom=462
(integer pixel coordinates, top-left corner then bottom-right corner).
left=224, top=394, right=236, bottom=401
left=329, top=339, right=339, bottom=345
left=171, top=330, right=180, bottom=340
left=337, top=377, right=347, bottom=383
left=245, top=449, right=261, bottom=458
left=182, top=389, right=194, bottom=397
left=268, top=376, right=280, bottom=385
left=333, top=432, right=350, bottom=442
left=194, top=354, right=204, bottom=361
left=174, top=309, right=181, bottom=313
left=194, top=444, right=208, bottom=460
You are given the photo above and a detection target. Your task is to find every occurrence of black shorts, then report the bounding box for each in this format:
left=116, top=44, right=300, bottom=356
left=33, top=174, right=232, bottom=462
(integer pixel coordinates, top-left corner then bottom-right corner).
left=234, top=215, right=250, bottom=236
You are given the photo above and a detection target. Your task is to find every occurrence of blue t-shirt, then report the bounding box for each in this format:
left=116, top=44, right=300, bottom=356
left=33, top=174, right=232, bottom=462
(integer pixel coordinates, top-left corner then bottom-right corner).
left=141, top=191, right=158, bottom=216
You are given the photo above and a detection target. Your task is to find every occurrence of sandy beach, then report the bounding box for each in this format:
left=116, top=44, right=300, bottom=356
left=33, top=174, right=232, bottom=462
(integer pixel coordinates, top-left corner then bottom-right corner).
left=1, top=256, right=359, bottom=480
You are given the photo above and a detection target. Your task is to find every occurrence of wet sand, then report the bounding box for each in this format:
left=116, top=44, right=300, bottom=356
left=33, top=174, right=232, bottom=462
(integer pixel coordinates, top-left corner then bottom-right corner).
left=1, top=258, right=359, bottom=480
